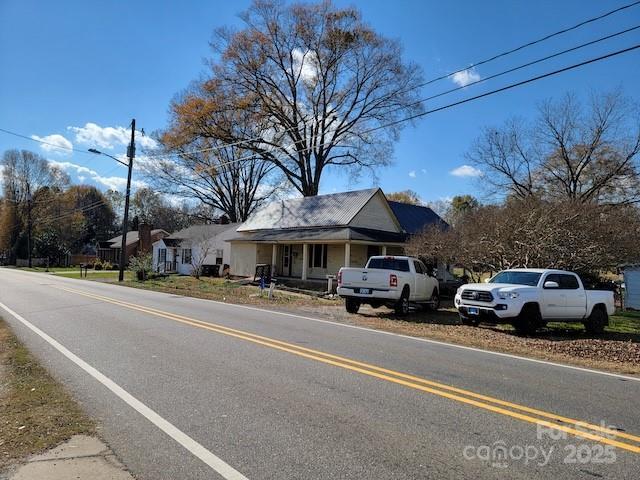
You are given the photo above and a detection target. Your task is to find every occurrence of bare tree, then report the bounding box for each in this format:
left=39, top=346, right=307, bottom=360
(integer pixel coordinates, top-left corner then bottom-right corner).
left=184, top=0, right=424, bottom=196
left=468, top=91, right=640, bottom=206
left=409, top=198, right=640, bottom=276
left=189, top=230, right=213, bottom=280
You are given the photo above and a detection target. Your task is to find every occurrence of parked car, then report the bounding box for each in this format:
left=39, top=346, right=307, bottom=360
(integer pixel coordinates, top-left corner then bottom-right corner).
left=337, top=256, right=440, bottom=315
left=454, top=269, right=615, bottom=334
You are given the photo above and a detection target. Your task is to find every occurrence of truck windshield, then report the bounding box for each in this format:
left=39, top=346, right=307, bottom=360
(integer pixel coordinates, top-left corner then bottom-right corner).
left=489, top=271, right=541, bottom=286
left=367, top=258, right=410, bottom=272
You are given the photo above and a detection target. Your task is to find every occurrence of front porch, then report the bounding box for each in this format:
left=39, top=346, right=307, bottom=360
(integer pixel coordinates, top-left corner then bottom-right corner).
left=256, top=241, right=404, bottom=281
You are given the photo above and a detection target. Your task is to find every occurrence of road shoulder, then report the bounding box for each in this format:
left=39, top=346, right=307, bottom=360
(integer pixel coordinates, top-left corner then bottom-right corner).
left=0, top=318, right=133, bottom=479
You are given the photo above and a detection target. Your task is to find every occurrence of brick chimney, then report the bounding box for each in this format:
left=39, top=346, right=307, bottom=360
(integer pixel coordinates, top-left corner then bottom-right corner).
left=139, top=223, right=152, bottom=254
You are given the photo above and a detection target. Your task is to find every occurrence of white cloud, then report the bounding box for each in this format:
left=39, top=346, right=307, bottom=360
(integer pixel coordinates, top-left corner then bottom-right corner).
left=450, top=165, right=482, bottom=177
left=31, top=134, right=73, bottom=155
left=48, top=160, right=147, bottom=191
left=450, top=68, right=481, bottom=87
left=408, top=170, right=416, bottom=178
left=291, top=48, right=318, bottom=85
left=68, top=122, right=157, bottom=150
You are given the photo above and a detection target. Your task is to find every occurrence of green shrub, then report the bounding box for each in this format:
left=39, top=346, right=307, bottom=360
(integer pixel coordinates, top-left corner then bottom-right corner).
left=102, top=260, right=113, bottom=271
left=128, top=253, right=152, bottom=281
left=93, top=259, right=103, bottom=270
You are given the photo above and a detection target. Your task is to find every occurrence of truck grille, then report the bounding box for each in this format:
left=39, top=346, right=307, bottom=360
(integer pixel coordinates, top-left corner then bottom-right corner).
left=461, top=290, right=493, bottom=302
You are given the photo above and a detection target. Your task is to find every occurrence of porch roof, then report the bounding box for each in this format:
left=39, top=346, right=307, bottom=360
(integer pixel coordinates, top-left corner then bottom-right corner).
left=229, top=227, right=406, bottom=244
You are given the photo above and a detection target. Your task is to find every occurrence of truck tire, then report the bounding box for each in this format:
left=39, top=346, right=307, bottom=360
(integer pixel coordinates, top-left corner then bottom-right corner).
left=426, top=289, right=440, bottom=311
left=585, top=306, right=607, bottom=335
left=513, top=304, right=541, bottom=335
left=395, top=287, right=410, bottom=316
left=345, top=298, right=361, bottom=314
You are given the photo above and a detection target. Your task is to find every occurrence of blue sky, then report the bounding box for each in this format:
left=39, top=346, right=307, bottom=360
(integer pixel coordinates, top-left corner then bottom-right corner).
left=1, top=0, right=639, bottom=203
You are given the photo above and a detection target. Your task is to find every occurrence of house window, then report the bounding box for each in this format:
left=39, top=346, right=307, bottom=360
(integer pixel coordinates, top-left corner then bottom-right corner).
left=308, top=244, right=328, bottom=269
left=282, top=245, right=290, bottom=268
left=182, top=248, right=192, bottom=264
left=215, top=249, right=223, bottom=265
left=159, top=248, right=166, bottom=265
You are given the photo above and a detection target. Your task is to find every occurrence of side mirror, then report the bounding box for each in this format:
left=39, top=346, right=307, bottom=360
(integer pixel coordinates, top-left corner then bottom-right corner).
left=544, top=281, right=559, bottom=289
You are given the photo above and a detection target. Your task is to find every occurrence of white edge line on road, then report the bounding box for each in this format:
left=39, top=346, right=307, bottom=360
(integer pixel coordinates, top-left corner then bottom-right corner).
left=4, top=268, right=640, bottom=383
left=0, top=300, right=249, bottom=480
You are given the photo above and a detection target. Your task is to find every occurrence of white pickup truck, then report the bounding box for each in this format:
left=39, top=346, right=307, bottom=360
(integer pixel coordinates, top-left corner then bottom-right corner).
left=454, top=268, right=615, bottom=334
left=337, top=256, right=440, bottom=315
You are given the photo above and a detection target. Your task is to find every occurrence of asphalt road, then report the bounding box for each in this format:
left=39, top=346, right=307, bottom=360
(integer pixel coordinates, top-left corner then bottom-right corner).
left=1, top=268, right=639, bottom=479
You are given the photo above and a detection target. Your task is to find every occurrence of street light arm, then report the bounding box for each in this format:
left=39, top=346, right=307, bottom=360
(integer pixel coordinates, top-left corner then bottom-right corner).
left=88, top=148, right=129, bottom=167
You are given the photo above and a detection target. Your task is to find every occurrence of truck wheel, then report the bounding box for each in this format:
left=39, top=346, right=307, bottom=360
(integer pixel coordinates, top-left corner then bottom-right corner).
left=395, top=287, right=410, bottom=316
left=513, top=304, right=541, bottom=335
left=460, top=315, right=480, bottom=326
left=585, top=307, right=607, bottom=335
left=427, top=290, right=440, bottom=311
left=345, top=298, right=361, bottom=314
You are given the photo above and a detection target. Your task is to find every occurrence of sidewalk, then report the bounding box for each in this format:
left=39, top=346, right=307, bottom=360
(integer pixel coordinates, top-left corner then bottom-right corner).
left=6, top=435, right=134, bottom=480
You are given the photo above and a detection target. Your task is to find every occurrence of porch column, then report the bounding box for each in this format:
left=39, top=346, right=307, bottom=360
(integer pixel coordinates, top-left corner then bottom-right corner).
left=381, top=245, right=387, bottom=256
left=271, top=244, right=277, bottom=275
left=344, top=242, right=351, bottom=268
left=301, top=244, right=309, bottom=280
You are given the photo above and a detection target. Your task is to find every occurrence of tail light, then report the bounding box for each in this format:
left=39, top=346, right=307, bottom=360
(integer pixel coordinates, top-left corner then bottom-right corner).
left=337, top=271, right=342, bottom=286
left=390, top=274, right=397, bottom=287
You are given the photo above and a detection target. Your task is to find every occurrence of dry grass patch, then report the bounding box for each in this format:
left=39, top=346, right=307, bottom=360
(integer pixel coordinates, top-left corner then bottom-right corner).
left=123, top=275, right=337, bottom=308
left=0, top=319, right=94, bottom=468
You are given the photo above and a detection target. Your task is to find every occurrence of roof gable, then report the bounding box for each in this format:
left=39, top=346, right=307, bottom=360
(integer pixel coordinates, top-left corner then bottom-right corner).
left=387, top=202, right=448, bottom=234
left=237, top=188, right=379, bottom=232
left=168, top=223, right=239, bottom=240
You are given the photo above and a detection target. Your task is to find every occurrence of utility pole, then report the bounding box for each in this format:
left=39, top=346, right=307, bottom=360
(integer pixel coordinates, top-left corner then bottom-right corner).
left=27, top=186, right=32, bottom=268
left=118, top=118, right=135, bottom=282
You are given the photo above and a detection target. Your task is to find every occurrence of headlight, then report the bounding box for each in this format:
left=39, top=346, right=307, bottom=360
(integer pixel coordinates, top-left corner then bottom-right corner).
left=498, top=291, right=519, bottom=299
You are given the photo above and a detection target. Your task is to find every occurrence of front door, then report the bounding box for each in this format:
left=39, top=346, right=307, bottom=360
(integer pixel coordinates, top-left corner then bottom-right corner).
left=541, top=273, right=568, bottom=318
left=282, top=245, right=292, bottom=277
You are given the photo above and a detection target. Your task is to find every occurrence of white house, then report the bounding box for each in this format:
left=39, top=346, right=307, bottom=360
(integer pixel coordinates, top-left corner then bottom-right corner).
left=227, top=188, right=453, bottom=282
left=152, top=223, right=238, bottom=276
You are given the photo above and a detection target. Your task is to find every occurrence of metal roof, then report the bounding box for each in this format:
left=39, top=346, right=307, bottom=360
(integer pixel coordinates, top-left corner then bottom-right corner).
left=387, top=201, right=448, bottom=234
left=106, top=229, right=168, bottom=247
left=228, top=227, right=406, bottom=244
left=237, top=188, right=380, bottom=232
left=167, top=223, right=238, bottom=240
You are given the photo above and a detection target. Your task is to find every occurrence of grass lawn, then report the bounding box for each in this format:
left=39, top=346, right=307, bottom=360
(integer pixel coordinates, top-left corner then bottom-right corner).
left=0, top=318, right=95, bottom=468
left=123, top=274, right=333, bottom=307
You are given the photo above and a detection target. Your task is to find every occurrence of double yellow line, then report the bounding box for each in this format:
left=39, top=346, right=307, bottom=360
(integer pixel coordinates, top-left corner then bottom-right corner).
left=54, top=284, right=640, bottom=454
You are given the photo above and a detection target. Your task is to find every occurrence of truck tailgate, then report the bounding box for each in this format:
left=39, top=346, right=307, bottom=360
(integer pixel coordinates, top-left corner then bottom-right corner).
left=340, top=268, right=391, bottom=291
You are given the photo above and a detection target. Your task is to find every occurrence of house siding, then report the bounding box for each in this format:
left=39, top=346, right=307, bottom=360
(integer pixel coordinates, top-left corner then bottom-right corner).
left=350, top=192, right=400, bottom=233
left=231, top=243, right=258, bottom=277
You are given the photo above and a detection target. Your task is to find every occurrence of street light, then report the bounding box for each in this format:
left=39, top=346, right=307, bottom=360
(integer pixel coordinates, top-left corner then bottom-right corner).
left=87, top=119, right=136, bottom=282
left=88, top=148, right=128, bottom=167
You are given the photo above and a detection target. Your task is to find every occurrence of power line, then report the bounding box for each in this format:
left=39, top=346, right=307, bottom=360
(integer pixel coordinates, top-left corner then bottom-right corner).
left=164, top=42, right=640, bottom=175
left=366, top=43, right=640, bottom=133
left=0, top=128, right=92, bottom=154
left=415, top=0, right=640, bottom=90
left=4, top=3, right=638, bottom=164
left=394, top=24, right=640, bottom=116
left=143, top=2, right=640, bottom=162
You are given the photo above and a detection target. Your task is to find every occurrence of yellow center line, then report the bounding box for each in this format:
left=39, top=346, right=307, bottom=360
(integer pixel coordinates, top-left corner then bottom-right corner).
left=52, top=284, right=640, bottom=454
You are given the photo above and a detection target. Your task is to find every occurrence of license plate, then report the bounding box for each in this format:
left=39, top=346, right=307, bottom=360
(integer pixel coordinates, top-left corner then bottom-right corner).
left=359, top=288, right=371, bottom=294
left=468, top=307, right=479, bottom=315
